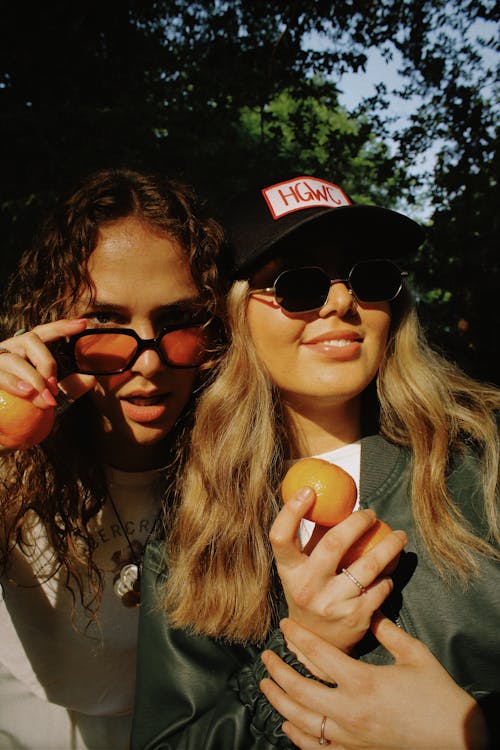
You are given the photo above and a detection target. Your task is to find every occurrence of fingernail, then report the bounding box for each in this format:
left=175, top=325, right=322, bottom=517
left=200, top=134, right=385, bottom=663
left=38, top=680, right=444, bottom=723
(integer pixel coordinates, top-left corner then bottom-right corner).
left=394, top=530, right=408, bottom=544
left=295, top=486, right=315, bottom=503
left=16, top=381, right=35, bottom=394
left=42, top=388, right=58, bottom=406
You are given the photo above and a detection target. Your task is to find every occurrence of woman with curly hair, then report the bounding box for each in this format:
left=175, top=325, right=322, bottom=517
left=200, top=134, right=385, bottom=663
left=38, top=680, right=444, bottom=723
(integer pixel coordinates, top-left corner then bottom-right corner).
left=132, top=176, right=500, bottom=749
left=0, top=167, right=226, bottom=749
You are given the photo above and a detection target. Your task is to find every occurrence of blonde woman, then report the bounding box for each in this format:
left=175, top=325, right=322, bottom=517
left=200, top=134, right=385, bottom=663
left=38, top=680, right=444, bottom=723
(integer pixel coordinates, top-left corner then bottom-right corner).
left=132, top=176, right=500, bottom=750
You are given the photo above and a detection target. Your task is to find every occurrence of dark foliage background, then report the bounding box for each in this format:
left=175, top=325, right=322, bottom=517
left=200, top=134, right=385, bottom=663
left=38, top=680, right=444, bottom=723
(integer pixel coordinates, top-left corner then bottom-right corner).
left=1, top=0, right=498, bottom=383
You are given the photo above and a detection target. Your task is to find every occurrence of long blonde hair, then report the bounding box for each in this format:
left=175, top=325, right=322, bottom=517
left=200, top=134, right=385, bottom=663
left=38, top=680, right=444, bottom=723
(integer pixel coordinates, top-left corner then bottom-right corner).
left=164, top=281, right=500, bottom=643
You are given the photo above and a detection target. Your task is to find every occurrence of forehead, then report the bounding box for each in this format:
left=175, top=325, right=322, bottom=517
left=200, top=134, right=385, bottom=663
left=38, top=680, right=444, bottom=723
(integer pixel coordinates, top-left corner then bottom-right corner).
left=76, top=217, right=199, bottom=309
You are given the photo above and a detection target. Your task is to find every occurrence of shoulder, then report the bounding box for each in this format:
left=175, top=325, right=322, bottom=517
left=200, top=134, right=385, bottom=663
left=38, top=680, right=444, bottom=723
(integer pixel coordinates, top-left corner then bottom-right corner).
left=360, top=434, right=410, bottom=493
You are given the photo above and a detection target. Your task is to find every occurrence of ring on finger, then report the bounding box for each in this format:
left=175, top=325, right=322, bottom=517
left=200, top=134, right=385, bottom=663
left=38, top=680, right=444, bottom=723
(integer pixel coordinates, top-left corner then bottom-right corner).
left=341, top=567, right=366, bottom=594
left=318, top=714, right=330, bottom=745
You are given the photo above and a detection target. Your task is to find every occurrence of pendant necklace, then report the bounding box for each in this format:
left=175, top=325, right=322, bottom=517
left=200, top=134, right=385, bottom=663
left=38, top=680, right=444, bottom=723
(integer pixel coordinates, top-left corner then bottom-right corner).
left=107, top=493, right=158, bottom=608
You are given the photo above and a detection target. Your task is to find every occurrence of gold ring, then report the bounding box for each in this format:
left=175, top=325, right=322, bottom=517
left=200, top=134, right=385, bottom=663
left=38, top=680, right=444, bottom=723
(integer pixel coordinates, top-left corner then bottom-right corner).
left=341, top=567, right=366, bottom=594
left=319, top=714, right=329, bottom=745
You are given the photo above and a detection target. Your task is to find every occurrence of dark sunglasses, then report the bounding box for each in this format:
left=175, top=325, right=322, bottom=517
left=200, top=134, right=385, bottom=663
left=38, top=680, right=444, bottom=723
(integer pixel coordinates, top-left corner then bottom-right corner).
left=59, top=320, right=212, bottom=375
left=250, top=259, right=407, bottom=314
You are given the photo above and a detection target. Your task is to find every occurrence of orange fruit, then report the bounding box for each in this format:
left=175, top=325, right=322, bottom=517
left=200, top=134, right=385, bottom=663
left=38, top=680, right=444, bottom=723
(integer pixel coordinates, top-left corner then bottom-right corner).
left=338, top=519, right=398, bottom=573
left=281, top=457, right=357, bottom=527
left=0, top=389, right=55, bottom=449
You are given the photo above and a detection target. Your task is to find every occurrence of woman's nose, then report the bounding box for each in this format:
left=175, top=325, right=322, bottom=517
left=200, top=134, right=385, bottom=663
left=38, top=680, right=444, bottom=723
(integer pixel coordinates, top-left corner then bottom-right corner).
left=317, top=281, right=356, bottom=318
left=131, top=346, right=164, bottom=377
left=128, top=322, right=162, bottom=377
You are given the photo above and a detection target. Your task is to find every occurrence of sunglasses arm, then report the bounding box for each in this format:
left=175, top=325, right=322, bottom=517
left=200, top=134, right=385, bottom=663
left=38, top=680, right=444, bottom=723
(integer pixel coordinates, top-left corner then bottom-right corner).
left=248, top=286, right=276, bottom=295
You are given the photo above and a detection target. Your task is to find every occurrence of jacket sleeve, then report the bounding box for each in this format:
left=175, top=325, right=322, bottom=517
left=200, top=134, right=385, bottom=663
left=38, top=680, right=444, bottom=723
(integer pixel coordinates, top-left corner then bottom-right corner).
left=131, top=541, right=297, bottom=750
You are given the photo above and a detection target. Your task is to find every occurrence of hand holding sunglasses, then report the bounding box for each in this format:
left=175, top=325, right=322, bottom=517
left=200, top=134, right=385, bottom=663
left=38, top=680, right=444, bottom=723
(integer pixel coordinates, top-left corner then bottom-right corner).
left=250, top=259, right=407, bottom=314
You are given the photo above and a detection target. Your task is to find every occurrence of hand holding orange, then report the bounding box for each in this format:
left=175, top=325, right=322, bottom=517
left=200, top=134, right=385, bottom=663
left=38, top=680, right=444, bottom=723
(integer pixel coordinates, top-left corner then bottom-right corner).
left=281, top=457, right=399, bottom=570
left=281, top=457, right=357, bottom=526
left=0, top=388, right=55, bottom=449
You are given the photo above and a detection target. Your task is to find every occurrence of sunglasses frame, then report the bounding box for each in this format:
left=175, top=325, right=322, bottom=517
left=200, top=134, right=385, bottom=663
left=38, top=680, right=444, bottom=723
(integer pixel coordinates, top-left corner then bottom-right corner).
left=60, top=319, right=212, bottom=375
left=250, top=259, right=407, bottom=314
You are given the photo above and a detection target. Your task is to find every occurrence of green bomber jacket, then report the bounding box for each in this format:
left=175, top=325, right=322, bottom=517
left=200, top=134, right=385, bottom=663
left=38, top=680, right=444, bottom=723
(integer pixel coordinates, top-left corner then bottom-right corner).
left=131, top=433, right=500, bottom=750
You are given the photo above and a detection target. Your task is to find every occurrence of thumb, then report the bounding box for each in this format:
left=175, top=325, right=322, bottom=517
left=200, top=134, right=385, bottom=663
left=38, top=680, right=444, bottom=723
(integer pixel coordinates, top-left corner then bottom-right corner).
left=370, top=612, right=419, bottom=662
left=58, top=373, right=96, bottom=407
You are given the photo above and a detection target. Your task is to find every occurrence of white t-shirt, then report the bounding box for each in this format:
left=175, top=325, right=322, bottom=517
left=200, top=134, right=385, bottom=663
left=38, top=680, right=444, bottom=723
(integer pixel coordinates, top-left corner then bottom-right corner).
left=296, top=442, right=361, bottom=548
left=0, top=466, right=164, bottom=750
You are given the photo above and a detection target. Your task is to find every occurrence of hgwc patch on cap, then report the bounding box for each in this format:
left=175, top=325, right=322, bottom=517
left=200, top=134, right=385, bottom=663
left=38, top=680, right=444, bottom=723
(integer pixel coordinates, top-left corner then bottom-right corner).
left=262, top=177, right=351, bottom=220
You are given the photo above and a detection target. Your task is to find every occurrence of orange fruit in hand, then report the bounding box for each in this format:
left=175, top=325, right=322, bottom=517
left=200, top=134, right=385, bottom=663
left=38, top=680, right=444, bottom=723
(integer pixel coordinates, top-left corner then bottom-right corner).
left=281, top=457, right=357, bottom=527
left=0, top=389, right=55, bottom=449
left=338, top=519, right=398, bottom=573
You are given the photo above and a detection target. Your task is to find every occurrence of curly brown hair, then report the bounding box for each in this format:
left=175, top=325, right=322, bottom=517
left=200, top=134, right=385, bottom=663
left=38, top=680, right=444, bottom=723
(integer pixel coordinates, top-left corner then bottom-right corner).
left=0, top=167, right=228, bottom=619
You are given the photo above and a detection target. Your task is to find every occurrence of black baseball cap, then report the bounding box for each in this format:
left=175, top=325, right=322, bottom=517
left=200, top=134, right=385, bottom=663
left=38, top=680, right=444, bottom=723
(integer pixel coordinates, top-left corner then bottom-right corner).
left=223, top=176, right=425, bottom=278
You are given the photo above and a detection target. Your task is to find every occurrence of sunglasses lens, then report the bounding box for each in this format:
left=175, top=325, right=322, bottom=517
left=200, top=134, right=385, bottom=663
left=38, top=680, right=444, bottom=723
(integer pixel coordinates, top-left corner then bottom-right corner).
left=160, top=327, right=209, bottom=367
left=74, top=333, right=138, bottom=374
left=275, top=268, right=331, bottom=313
left=349, top=260, right=402, bottom=302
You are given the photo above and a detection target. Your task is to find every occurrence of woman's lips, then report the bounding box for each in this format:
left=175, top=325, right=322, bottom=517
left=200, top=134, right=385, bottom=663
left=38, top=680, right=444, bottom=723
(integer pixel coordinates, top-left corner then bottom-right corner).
left=303, top=332, right=363, bottom=361
left=120, top=394, right=170, bottom=423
